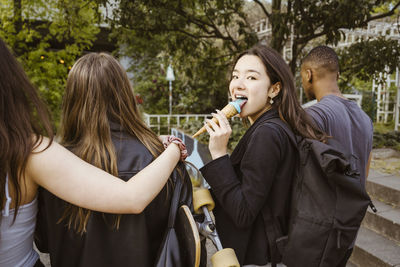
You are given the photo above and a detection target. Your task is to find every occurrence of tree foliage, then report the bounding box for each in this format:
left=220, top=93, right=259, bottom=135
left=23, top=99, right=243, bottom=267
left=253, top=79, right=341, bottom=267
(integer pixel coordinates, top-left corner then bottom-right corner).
left=254, top=0, right=400, bottom=72
left=6, top=0, right=395, bottom=117
left=105, top=0, right=400, bottom=114
left=0, top=0, right=101, bottom=124
left=108, top=0, right=258, bottom=114
left=338, top=37, right=400, bottom=85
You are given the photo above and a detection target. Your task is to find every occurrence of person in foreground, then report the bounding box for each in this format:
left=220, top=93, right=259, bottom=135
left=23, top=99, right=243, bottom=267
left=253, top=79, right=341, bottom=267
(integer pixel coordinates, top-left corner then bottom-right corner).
left=301, top=45, right=373, bottom=266
left=199, top=44, right=327, bottom=266
left=34, top=52, right=193, bottom=267
left=0, top=38, right=185, bottom=267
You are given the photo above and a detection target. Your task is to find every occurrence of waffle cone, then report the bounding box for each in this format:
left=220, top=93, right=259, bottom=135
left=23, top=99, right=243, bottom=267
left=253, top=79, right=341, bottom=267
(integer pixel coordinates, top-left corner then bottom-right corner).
left=192, top=103, right=239, bottom=138
left=220, top=103, right=239, bottom=119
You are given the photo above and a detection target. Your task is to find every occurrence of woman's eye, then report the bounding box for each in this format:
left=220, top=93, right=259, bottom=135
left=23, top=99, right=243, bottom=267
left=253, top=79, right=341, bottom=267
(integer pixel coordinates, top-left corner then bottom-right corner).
left=231, top=75, right=238, bottom=80
left=247, top=76, right=256, bottom=80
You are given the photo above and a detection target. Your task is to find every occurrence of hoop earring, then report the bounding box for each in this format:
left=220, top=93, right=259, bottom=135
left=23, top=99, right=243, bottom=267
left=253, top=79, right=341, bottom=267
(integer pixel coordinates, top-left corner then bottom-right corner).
left=269, top=98, right=274, bottom=105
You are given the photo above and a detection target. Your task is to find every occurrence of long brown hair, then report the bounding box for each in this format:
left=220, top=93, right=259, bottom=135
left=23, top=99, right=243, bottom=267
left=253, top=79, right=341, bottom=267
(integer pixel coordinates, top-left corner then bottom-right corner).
left=234, top=45, right=327, bottom=142
left=58, top=53, right=166, bottom=233
left=0, top=38, right=53, bottom=221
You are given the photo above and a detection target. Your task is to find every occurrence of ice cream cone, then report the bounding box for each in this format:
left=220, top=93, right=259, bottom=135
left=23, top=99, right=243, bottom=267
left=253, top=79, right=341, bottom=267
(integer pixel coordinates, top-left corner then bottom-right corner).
left=192, top=99, right=246, bottom=138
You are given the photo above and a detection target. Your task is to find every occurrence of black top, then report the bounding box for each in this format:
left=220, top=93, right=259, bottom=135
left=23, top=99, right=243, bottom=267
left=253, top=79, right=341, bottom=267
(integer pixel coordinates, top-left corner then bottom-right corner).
left=35, top=122, right=193, bottom=267
left=200, top=109, right=297, bottom=265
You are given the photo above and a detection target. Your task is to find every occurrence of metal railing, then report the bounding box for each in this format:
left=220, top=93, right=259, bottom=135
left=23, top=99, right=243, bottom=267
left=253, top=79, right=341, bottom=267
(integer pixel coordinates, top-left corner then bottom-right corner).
left=144, top=94, right=364, bottom=134
left=143, top=113, right=213, bottom=134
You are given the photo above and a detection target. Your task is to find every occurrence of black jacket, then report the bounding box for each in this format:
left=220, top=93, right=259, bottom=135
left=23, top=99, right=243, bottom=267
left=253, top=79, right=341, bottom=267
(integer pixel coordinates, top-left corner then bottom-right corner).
left=35, top=122, right=193, bottom=267
left=200, top=109, right=297, bottom=265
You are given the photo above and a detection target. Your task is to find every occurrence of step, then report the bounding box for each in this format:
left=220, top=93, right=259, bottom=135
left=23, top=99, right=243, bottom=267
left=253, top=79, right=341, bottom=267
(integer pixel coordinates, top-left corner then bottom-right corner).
left=363, top=199, right=400, bottom=244
left=367, top=169, right=400, bottom=207
left=350, top=227, right=400, bottom=267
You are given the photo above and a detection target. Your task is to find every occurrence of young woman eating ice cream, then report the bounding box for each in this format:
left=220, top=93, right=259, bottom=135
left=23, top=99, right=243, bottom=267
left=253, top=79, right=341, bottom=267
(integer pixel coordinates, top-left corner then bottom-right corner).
left=199, top=45, right=327, bottom=267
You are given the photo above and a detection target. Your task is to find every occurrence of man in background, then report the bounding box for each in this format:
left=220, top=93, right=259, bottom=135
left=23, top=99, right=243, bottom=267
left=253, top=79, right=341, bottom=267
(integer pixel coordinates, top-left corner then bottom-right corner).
left=301, top=45, right=373, bottom=266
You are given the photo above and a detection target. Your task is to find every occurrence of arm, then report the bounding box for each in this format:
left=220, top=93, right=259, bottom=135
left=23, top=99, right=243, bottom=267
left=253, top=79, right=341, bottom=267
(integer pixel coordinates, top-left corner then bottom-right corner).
left=201, top=125, right=282, bottom=228
left=27, top=138, right=180, bottom=214
left=366, top=152, right=372, bottom=179
left=365, top=119, right=374, bottom=180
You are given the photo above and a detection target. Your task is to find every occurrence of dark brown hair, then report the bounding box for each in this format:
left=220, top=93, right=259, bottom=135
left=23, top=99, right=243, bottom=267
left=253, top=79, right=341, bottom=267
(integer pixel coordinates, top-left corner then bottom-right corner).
left=234, top=45, right=327, bottom=141
left=0, top=37, right=53, bottom=221
left=58, top=53, right=167, bottom=233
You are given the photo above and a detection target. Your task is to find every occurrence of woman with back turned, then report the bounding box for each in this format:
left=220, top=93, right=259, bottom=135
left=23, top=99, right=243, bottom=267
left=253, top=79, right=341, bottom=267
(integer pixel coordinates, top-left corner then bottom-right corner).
left=35, top=52, right=193, bottom=267
left=0, top=38, right=185, bottom=267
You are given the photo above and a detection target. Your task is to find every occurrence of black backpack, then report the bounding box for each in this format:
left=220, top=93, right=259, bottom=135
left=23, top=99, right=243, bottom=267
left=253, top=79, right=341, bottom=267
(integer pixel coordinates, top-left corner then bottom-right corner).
left=264, top=118, right=376, bottom=267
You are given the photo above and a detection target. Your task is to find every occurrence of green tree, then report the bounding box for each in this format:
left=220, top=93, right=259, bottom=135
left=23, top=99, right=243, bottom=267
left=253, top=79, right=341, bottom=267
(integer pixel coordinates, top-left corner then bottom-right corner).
left=108, top=0, right=257, bottom=114
left=105, top=0, right=400, bottom=114
left=0, top=0, right=101, bottom=124
left=338, top=37, right=400, bottom=86
left=253, top=0, right=400, bottom=72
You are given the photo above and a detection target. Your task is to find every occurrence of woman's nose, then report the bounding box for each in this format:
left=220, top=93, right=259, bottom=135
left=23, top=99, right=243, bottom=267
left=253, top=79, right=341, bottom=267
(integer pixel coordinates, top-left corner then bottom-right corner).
left=231, top=78, right=245, bottom=90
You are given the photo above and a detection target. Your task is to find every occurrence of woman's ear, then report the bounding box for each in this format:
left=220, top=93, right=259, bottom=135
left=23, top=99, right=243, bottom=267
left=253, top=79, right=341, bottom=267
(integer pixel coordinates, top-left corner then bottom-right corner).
left=268, top=82, right=282, bottom=98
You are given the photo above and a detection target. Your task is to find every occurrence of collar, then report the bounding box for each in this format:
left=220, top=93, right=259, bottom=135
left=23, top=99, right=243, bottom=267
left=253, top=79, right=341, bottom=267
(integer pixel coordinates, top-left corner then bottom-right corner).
left=109, top=120, right=123, bottom=132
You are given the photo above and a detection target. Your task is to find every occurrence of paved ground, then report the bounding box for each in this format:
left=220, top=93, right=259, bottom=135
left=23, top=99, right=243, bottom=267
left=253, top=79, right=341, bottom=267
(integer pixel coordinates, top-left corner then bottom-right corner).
left=370, top=148, right=400, bottom=175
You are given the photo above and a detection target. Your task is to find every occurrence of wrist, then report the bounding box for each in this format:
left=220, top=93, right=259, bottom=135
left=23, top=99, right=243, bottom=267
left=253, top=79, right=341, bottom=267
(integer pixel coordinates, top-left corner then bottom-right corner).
left=166, top=143, right=180, bottom=161
left=162, top=135, right=188, bottom=161
left=211, top=151, right=227, bottom=160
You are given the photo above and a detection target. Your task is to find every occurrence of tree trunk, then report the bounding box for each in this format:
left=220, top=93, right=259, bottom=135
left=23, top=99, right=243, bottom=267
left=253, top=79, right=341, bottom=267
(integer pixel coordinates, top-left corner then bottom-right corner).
left=13, top=0, right=22, bottom=55
left=289, top=41, right=298, bottom=75
left=269, top=0, right=284, bottom=53
left=13, top=0, right=22, bottom=32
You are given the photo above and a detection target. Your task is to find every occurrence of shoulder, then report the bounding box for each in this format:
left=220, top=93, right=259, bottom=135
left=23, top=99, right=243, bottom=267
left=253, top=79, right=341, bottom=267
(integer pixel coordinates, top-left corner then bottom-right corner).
left=306, top=103, right=326, bottom=120
left=112, top=131, right=154, bottom=159
left=306, top=97, right=333, bottom=116
left=243, top=120, right=295, bottom=164
left=250, top=120, right=291, bottom=147
left=31, top=135, right=52, bottom=152
left=306, top=97, right=340, bottom=130
left=253, top=121, right=282, bottom=137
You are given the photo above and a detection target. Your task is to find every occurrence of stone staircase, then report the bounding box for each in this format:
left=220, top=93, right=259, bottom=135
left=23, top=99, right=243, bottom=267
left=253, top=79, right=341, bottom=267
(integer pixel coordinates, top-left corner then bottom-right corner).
left=349, top=169, right=400, bottom=267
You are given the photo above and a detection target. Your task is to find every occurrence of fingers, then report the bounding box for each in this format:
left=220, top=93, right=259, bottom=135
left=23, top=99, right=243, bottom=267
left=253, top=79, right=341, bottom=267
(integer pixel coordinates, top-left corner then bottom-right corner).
left=205, top=110, right=231, bottom=160
left=211, top=110, right=231, bottom=132
left=205, top=112, right=231, bottom=136
left=204, top=109, right=231, bottom=137
left=207, top=115, right=220, bottom=131
left=215, top=109, right=230, bottom=128
left=204, top=120, right=213, bottom=134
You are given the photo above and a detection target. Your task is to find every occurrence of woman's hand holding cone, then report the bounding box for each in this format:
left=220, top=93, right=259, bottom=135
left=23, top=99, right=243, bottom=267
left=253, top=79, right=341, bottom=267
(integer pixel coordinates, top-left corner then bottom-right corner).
left=204, top=110, right=231, bottom=160
left=192, top=102, right=239, bottom=138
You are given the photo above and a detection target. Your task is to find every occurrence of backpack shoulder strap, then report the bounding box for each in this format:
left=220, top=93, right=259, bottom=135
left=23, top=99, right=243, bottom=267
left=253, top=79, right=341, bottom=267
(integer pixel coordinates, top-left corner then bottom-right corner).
left=260, top=118, right=300, bottom=267
left=262, top=204, right=280, bottom=267
left=266, top=118, right=299, bottom=149
left=168, top=170, right=183, bottom=227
